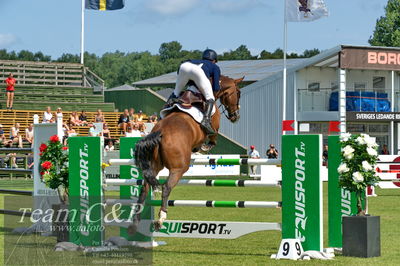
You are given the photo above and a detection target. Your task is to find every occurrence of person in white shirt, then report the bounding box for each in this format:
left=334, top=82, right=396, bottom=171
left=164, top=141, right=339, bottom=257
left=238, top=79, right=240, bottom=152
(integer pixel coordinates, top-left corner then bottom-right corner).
left=248, top=145, right=260, bottom=175
left=104, top=140, right=115, bottom=152
left=25, top=123, right=34, bottom=146
left=125, top=123, right=142, bottom=137
left=89, top=124, right=99, bottom=137
left=43, top=106, right=54, bottom=123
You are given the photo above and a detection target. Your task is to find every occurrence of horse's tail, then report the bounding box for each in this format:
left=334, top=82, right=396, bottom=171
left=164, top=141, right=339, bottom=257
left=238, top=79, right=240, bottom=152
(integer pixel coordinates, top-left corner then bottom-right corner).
left=134, top=131, right=162, bottom=189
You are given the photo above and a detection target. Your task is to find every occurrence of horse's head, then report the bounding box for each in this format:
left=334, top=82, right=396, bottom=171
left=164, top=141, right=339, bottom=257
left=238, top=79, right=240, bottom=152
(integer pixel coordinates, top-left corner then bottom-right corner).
left=216, top=76, right=244, bottom=123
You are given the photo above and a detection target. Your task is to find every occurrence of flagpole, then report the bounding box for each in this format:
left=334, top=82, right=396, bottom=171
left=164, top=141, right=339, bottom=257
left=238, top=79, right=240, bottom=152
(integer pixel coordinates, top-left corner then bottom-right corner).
left=80, top=0, right=85, bottom=65
left=282, top=0, right=288, bottom=135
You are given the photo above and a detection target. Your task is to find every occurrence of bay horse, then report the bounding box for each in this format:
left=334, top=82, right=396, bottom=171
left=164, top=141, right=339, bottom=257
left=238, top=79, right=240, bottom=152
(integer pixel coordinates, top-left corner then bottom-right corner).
left=129, top=75, right=243, bottom=233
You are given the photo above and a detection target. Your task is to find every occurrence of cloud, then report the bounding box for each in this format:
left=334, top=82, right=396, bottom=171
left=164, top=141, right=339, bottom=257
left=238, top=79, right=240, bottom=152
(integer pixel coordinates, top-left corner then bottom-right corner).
left=208, top=0, right=265, bottom=15
left=145, top=0, right=200, bottom=16
left=0, top=34, right=17, bottom=48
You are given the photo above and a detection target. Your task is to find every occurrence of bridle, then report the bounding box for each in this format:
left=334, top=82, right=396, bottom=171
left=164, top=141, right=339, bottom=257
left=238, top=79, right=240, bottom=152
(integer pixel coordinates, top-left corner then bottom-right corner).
left=216, top=83, right=241, bottom=122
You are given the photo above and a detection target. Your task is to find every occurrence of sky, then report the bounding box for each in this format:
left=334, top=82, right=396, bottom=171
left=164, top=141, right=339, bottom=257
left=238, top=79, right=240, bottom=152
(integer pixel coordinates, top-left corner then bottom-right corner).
left=0, top=0, right=388, bottom=59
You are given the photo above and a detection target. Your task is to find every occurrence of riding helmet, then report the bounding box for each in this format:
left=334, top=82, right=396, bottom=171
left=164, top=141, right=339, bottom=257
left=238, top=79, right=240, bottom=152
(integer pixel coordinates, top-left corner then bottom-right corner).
left=202, top=49, right=218, bottom=62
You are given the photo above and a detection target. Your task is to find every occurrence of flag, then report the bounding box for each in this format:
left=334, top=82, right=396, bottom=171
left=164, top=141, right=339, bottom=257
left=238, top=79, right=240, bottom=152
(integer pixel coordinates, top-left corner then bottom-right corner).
left=286, top=0, right=328, bottom=22
left=328, top=121, right=341, bottom=133
left=85, top=0, right=125, bottom=11
left=282, top=120, right=295, bottom=132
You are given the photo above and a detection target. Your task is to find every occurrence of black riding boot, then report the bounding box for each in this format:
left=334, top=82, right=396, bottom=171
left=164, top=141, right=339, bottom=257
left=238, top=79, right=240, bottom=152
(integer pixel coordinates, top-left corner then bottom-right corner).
left=201, top=99, right=215, bottom=136
left=165, top=93, right=180, bottom=107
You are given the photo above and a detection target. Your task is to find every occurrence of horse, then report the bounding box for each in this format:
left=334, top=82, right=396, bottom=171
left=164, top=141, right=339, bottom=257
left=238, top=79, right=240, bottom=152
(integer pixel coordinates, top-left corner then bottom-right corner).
left=129, top=75, right=243, bottom=233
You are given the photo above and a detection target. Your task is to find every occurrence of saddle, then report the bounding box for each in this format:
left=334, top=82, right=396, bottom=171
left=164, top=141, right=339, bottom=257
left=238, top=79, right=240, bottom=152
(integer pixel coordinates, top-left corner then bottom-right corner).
left=177, top=90, right=206, bottom=112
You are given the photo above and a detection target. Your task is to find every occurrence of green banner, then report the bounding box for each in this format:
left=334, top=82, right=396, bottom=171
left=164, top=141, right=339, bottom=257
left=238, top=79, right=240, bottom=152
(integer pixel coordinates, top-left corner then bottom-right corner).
left=119, top=137, right=153, bottom=242
left=69, top=137, right=103, bottom=246
left=328, top=136, right=362, bottom=248
left=282, top=135, right=322, bottom=252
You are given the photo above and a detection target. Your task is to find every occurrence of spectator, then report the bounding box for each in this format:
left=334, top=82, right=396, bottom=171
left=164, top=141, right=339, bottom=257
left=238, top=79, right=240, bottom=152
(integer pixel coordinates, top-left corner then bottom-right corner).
left=149, top=113, right=158, bottom=124
left=10, top=122, right=23, bottom=148
left=128, top=108, right=136, bottom=123
left=63, top=123, right=77, bottom=145
left=118, top=109, right=130, bottom=133
left=125, top=123, right=141, bottom=137
left=322, top=145, right=328, bottom=166
left=69, top=111, right=84, bottom=126
left=266, top=144, right=278, bottom=159
left=104, top=140, right=115, bottom=152
left=381, top=144, right=389, bottom=155
left=79, top=110, right=88, bottom=125
left=88, top=123, right=100, bottom=137
left=102, top=123, right=112, bottom=143
left=5, top=153, right=17, bottom=168
left=138, top=123, right=147, bottom=137
left=43, top=106, right=54, bottom=123
left=56, top=107, right=63, bottom=117
left=25, top=123, right=34, bottom=146
left=0, top=124, right=6, bottom=146
left=5, top=73, right=16, bottom=110
left=95, top=109, right=105, bottom=123
left=248, top=145, right=260, bottom=175
left=137, top=110, right=144, bottom=122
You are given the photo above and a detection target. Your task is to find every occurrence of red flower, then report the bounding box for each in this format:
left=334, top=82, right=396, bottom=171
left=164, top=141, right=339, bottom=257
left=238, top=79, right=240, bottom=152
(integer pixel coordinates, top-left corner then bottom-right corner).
left=39, top=152, right=42, bottom=156
left=62, top=146, right=68, bottom=150
left=41, top=161, right=53, bottom=170
left=49, top=135, right=59, bottom=143
left=39, top=143, right=48, bottom=152
left=40, top=171, right=45, bottom=176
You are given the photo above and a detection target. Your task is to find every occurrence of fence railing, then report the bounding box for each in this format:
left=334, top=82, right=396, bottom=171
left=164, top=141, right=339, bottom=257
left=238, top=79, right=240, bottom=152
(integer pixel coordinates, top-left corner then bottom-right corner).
left=84, top=67, right=105, bottom=93
left=0, top=60, right=84, bottom=87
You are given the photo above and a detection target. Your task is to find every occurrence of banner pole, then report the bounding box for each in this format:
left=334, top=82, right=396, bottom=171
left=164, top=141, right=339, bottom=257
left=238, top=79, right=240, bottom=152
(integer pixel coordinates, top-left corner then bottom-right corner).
left=282, top=1, right=288, bottom=135
left=80, top=0, right=85, bottom=65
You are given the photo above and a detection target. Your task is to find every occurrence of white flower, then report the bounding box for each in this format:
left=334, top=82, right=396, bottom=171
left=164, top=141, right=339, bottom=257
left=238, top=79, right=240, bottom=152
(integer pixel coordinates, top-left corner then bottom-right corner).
left=364, top=135, right=378, bottom=148
left=340, top=133, right=352, bottom=142
left=362, top=161, right=373, bottom=171
left=338, top=163, right=350, bottom=173
left=367, top=147, right=378, bottom=157
left=356, top=136, right=366, bottom=145
left=342, top=145, right=355, bottom=160
left=352, top=172, right=364, bottom=183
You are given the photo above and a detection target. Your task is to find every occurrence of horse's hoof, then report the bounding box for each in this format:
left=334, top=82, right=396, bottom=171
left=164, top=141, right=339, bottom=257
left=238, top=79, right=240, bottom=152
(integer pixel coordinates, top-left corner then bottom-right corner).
left=201, top=143, right=215, bottom=152
left=153, top=221, right=162, bottom=232
left=127, top=223, right=138, bottom=235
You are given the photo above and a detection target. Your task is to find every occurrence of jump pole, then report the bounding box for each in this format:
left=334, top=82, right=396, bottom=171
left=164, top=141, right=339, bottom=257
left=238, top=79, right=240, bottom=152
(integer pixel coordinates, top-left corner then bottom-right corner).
left=69, top=135, right=323, bottom=251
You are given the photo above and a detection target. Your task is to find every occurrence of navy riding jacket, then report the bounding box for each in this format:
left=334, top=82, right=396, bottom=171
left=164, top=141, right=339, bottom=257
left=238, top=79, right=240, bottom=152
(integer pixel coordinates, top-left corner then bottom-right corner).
left=186, top=59, right=221, bottom=91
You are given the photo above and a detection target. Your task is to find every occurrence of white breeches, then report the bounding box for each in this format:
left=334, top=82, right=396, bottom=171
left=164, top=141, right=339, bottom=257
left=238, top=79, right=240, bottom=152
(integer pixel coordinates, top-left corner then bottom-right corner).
left=174, top=62, right=215, bottom=101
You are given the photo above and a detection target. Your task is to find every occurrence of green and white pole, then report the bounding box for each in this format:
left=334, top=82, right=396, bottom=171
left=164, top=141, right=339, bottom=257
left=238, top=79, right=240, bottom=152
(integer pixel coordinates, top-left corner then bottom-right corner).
left=281, top=134, right=323, bottom=252
left=109, top=158, right=281, bottom=166
left=106, top=199, right=281, bottom=208
left=105, top=179, right=281, bottom=187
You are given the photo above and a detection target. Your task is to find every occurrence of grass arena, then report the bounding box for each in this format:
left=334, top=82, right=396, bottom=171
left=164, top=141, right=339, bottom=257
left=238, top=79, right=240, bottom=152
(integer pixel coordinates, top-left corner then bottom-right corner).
left=0, top=180, right=399, bottom=265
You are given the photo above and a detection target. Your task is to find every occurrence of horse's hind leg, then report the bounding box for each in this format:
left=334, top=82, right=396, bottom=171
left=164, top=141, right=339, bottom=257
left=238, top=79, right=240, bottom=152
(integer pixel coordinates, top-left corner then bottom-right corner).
left=154, top=170, right=184, bottom=231
left=128, top=182, right=150, bottom=235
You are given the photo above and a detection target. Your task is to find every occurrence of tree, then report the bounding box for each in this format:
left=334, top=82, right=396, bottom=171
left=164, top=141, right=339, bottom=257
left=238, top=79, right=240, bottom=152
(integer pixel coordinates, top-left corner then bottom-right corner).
left=159, top=41, right=182, bottom=62
left=302, top=48, right=320, bottom=58
left=369, top=0, right=400, bottom=46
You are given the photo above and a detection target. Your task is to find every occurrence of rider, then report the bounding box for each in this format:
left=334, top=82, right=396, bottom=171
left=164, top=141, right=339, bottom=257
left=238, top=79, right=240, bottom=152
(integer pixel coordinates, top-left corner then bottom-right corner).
left=166, top=49, right=221, bottom=135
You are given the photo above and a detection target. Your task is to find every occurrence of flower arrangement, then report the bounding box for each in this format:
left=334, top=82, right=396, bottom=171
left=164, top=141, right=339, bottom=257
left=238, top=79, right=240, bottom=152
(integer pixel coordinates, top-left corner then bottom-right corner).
left=338, top=133, right=380, bottom=215
left=39, top=135, right=69, bottom=202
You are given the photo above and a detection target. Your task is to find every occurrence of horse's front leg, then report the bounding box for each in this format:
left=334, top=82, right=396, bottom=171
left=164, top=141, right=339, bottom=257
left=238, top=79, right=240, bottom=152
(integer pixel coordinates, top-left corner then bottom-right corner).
left=154, top=170, right=183, bottom=231
left=128, top=182, right=150, bottom=235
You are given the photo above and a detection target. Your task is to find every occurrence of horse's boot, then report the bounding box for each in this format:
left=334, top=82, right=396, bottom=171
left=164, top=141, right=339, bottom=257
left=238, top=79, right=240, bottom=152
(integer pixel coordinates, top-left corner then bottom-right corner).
left=165, top=93, right=180, bottom=108
left=201, top=99, right=215, bottom=136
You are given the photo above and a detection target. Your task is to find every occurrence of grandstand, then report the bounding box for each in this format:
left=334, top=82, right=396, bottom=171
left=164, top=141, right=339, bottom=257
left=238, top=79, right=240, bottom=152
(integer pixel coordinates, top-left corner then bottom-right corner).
left=0, top=60, right=148, bottom=142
